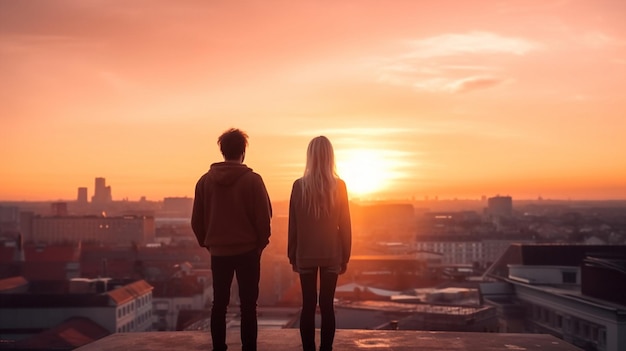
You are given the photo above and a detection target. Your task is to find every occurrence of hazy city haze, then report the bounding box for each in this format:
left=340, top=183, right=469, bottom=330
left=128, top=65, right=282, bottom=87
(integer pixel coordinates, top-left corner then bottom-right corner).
left=2, top=0, right=626, bottom=201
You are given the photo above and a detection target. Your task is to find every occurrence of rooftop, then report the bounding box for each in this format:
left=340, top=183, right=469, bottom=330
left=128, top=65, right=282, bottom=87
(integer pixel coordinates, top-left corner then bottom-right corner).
left=75, top=329, right=582, bottom=351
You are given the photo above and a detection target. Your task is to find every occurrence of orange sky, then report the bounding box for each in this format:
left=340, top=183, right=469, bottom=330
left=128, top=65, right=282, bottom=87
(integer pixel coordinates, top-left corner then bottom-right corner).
left=1, top=0, right=626, bottom=202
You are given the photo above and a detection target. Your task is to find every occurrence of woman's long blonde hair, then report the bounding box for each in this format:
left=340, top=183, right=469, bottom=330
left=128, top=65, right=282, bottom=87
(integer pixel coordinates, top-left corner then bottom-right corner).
left=301, top=136, right=338, bottom=218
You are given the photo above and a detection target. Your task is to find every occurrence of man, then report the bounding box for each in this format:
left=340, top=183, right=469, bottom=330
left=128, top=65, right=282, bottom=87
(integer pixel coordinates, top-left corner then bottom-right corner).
left=192, top=128, right=272, bottom=351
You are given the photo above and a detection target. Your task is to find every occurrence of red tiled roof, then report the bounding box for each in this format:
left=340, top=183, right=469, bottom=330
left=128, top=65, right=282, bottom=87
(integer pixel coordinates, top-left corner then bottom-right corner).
left=82, top=267, right=135, bottom=280
left=24, top=244, right=80, bottom=262
left=0, top=276, right=27, bottom=292
left=21, top=262, right=71, bottom=281
left=12, top=316, right=109, bottom=349
left=107, top=279, right=153, bottom=305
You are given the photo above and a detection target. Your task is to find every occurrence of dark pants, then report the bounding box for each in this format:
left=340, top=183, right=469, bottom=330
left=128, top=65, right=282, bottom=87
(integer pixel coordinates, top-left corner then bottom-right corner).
left=299, top=267, right=339, bottom=351
left=210, top=250, right=261, bottom=351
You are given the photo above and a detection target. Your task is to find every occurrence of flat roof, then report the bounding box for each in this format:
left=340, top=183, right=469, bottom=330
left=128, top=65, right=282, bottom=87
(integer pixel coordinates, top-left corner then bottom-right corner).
left=75, top=329, right=582, bottom=351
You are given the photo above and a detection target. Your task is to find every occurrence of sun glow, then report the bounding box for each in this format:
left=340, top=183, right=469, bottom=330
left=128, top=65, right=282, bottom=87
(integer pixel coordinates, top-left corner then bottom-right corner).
left=337, top=148, right=396, bottom=197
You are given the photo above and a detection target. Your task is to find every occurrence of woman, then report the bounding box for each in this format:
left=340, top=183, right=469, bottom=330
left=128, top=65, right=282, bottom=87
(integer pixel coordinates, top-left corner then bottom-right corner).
left=288, top=136, right=352, bottom=351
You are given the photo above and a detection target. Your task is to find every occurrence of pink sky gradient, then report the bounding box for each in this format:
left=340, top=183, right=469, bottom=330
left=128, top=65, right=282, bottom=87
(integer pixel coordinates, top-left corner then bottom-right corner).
left=1, top=0, right=626, bottom=201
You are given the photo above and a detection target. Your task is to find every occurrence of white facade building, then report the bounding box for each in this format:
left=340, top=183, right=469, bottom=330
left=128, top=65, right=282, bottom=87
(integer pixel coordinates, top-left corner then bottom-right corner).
left=482, top=244, right=626, bottom=351
left=413, top=238, right=534, bottom=266
left=0, top=278, right=154, bottom=341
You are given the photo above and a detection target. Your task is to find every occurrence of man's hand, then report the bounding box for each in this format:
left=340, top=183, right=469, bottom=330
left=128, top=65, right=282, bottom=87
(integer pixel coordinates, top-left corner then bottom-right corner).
left=340, top=263, right=347, bottom=275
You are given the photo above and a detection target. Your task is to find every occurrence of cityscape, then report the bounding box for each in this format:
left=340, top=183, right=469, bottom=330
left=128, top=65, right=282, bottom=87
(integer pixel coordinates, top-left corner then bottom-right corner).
left=1, top=177, right=625, bottom=350
left=3, top=1, right=626, bottom=350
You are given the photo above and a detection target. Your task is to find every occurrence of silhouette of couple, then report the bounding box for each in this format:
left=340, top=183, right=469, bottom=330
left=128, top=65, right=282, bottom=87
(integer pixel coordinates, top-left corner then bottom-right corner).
left=192, top=128, right=352, bottom=351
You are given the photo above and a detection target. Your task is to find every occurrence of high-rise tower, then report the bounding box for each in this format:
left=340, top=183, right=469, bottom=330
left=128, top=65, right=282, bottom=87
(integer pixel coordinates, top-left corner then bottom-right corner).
left=77, top=187, right=88, bottom=204
left=92, top=177, right=112, bottom=204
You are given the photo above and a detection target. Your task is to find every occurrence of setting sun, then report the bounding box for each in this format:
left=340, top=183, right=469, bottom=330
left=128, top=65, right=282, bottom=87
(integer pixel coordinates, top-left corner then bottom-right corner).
left=337, top=149, right=394, bottom=197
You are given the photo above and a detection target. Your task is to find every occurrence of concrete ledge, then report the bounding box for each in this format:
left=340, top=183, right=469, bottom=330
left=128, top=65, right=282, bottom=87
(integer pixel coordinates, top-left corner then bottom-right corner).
left=76, top=329, right=582, bottom=351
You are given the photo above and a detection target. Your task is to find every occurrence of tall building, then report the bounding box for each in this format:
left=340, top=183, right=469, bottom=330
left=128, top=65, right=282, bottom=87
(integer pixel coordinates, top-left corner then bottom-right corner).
left=77, top=187, right=88, bottom=204
left=92, top=177, right=112, bottom=204
left=487, top=195, right=513, bottom=217
left=0, top=205, right=20, bottom=234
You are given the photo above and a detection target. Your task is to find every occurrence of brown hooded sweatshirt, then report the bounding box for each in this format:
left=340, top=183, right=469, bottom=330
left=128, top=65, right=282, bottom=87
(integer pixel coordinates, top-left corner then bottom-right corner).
left=191, top=162, right=272, bottom=256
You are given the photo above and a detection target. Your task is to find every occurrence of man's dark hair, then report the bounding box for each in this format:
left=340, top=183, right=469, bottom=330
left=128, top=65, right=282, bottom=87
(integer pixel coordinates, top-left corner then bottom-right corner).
left=218, top=128, right=249, bottom=160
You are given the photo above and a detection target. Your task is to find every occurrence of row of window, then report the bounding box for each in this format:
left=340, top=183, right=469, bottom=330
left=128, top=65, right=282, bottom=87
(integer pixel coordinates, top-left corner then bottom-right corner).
left=117, top=293, right=152, bottom=319
left=529, top=303, right=606, bottom=347
left=136, top=293, right=151, bottom=309
left=116, top=310, right=152, bottom=333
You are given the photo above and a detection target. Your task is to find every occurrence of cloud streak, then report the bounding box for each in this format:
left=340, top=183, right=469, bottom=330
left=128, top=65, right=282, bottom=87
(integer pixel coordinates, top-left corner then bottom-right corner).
left=447, top=76, right=505, bottom=93
left=403, top=31, right=539, bottom=58
left=369, top=31, right=539, bottom=93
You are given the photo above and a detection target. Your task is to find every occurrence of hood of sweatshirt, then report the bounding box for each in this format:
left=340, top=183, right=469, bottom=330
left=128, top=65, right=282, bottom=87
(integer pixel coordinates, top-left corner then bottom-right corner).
left=207, top=162, right=253, bottom=186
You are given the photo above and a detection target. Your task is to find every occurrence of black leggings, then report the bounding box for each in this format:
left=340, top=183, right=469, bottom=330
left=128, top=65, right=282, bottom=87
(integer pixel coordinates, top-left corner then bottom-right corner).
left=299, top=267, right=339, bottom=351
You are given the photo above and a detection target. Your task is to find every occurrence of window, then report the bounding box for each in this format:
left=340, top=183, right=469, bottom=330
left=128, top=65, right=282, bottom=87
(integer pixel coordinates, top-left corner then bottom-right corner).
left=600, top=329, right=606, bottom=346
left=562, top=271, right=577, bottom=284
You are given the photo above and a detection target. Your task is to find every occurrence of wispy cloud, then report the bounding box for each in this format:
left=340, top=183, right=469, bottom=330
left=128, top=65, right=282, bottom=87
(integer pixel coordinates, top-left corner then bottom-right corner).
left=495, top=0, right=572, bottom=15
left=369, top=31, right=539, bottom=94
left=403, top=31, right=539, bottom=58
left=298, top=127, right=413, bottom=136
left=447, top=76, right=506, bottom=93
left=0, top=34, right=84, bottom=54
left=294, top=121, right=523, bottom=141
left=579, top=31, right=624, bottom=49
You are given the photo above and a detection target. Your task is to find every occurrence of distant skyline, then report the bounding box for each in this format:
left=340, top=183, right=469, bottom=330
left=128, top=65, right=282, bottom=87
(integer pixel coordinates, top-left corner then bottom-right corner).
left=2, top=0, right=626, bottom=202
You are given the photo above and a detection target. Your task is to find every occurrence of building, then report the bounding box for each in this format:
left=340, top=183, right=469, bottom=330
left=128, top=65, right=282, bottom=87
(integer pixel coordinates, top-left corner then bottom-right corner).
left=0, top=205, right=20, bottom=235
left=347, top=255, right=433, bottom=290
left=151, top=263, right=212, bottom=331
left=0, top=277, right=154, bottom=342
left=285, top=300, right=497, bottom=332
left=487, top=195, right=513, bottom=217
left=22, top=242, right=81, bottom=280
left=351, top=203, right=416, bottom=242
left=481, top=244, right=626, bottom=351
left=21, top=214, right=155, bottom=245
left=92, top=177, right=112, bottom=205
left=51, top=202, right=69, bottom=217
left=413, top=236, right=535, bottom=266
left=77, top=187, right=89, bottom=204
left=161, top=197, right=193, bottom=218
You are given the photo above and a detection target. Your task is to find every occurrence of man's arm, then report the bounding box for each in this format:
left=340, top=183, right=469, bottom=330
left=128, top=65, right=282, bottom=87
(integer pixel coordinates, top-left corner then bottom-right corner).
left=253, top=175, right=272, bottom=252
left=191, top=178, right=207, bottom=247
